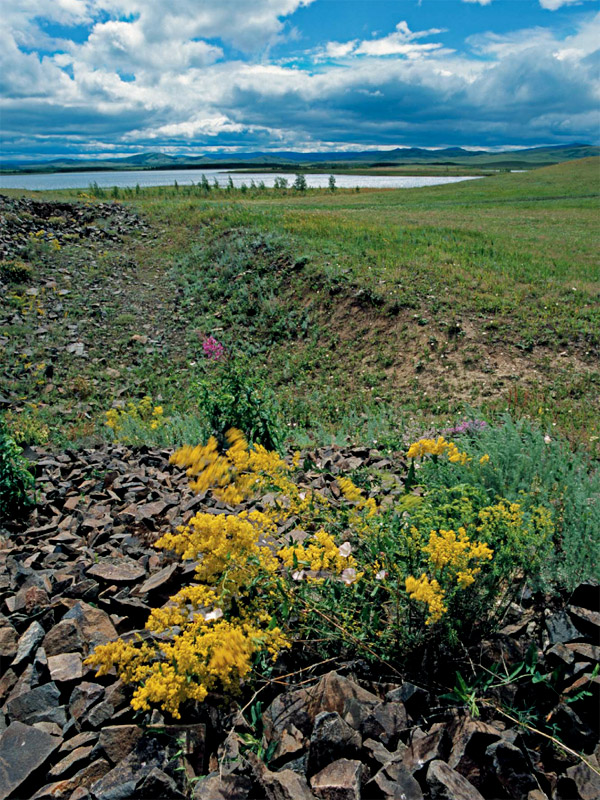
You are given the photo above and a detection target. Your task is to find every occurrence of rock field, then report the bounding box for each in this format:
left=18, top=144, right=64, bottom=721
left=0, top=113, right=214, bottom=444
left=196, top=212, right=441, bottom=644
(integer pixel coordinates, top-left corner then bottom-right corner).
left=0, top=444, right=598, bottom=799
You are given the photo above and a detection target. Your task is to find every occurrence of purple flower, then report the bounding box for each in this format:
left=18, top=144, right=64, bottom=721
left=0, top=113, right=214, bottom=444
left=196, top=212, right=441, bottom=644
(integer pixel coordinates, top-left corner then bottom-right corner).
left=444, top=419, right=487, bottom=437
left=202, top=336, right=225, bottom=361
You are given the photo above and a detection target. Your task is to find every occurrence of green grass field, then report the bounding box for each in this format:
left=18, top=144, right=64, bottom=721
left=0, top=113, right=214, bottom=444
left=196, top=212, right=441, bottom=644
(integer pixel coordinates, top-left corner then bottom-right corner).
left=1, top=157, right=598, bottom=453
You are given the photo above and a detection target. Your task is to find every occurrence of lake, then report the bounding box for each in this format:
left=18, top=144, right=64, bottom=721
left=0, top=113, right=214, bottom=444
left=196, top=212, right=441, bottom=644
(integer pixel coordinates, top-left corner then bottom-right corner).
left=0, top=168, right=483, bottom=192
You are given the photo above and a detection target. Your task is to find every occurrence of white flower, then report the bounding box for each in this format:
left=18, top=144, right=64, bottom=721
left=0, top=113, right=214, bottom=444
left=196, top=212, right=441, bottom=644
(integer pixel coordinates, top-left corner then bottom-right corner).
left=292, top=570, right=306, bottom=582
left=544, top=434, right=552, bottom=444
left=341, top=568, right=357, bottom=585
left=375, top=570, right=387, bottom=581
left=338, top=542, right=352, bottom=558
left=204, top=608, right=223, bottom=622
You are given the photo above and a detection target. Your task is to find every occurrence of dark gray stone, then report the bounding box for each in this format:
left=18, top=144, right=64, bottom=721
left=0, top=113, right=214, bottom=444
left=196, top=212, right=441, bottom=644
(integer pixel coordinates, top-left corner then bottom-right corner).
left=0, top=721, right=62, bottom=800
left=373, top=759, right=423, bottom=799
left=426, top=759, right=485, bottom=800
left=307, top=711, right=362, bottom=776
left=12, top=621, right=45, bottom=667
left=570, top=581, right=600, bottom=612
left=546, top=611, right=580, bottom=645
left=386, top=682, right=429, bottom=721
left=69, top=682, right=104, bottom=721
left=6, top=682, right=66, bottom=727
left=192, top=772, right=252, bottom=800
left=137, top=766, right=186, bottom=799
left=485, top=740, right=537, bottom=798
left=310, top=759, right=363, bottom=800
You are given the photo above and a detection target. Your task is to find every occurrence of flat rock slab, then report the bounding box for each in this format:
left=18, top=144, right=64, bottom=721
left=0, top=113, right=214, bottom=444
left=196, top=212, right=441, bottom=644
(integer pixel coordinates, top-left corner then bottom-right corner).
left=0, top=721, right=62, bottom=800
left=87, top=560, right=146, bottom=582
left=48, top=652, right=83, bottom=682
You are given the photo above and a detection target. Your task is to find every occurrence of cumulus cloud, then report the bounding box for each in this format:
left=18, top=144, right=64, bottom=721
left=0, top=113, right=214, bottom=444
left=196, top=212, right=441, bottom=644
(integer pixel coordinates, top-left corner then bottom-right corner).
left=539, top=0, right=595, bottom=9
left=318, top=21, right=447, bottom=60
left=1, top=2, right=599, bottom=159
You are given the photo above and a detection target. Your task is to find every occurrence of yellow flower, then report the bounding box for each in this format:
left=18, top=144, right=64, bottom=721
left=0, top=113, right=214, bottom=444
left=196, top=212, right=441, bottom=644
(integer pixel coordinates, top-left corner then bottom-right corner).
left=405, top=574, right=447, bottom=625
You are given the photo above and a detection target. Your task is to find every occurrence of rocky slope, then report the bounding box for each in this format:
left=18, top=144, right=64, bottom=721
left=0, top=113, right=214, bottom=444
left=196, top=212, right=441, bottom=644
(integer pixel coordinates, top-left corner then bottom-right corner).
left=0, top=445, right=598, bottom=800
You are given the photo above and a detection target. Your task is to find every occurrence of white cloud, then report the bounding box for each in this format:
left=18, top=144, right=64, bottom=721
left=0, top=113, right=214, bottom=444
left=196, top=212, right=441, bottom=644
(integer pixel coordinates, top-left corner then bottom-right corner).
left=539, top=0, right=594, bottom=9
left=1, top=1, right=599, bottom=157
left=320, top=21, right=447, bottom=60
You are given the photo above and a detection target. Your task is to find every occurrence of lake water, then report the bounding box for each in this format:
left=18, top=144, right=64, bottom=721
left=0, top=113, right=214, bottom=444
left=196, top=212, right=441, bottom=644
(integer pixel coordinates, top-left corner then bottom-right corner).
left=0, top=168, right=483, bottom=192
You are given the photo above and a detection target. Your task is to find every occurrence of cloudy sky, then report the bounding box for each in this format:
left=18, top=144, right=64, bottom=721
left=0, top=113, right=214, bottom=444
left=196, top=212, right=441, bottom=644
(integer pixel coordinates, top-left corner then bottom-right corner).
left=2, top=0, right=599, bottom=160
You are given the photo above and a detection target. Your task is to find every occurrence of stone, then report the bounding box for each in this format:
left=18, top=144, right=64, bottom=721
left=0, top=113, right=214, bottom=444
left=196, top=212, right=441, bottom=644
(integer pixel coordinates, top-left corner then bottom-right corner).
left=257, top=766, right=315, bottom=800
left=62, top=602, right=118, bottom=653
left=47, top=652, right=83, bottom=683
left=12, top=621, right=46, bottom=666
left=426, top=759, right=485, bottom=800
left=545, top=643, right=575, bottom=667
left=565, top=643, right=600, bottom=663
left=90, top=735, right=168, bottom=800
left=307, top=711, right=362, bottom=776
left=6, top=682, right=66, bottom=727
left=362, top=737, right=396, bottom=766
left=545, top=611, right=580, bottom=646
left=34, top=721, right=64, bottom=738
left=136, top=766, right=186, bottom=799
left=563, top=757, right=600, bottom=800
left=192, top=772, right=252, bottom=800
left=97, top=725, right=143, bottom=764
left=310, top=759, right=364, bottom=800
left=0, top=721, right=62, bottom=800
left=69, top=682, right=104, bottom=721
left=49, top=745, right=94, bottom=778
left=43, top=619, right=85, bottom=656
left=446, top=717, right=501, bottom=789
left=550, top=704, right=596, bottom=753
left=485, top=740, right=537, bottom=798
left=0, top=625, right=17, bottom=659
left=568, top=606, right=600, bottom=639
left=137, top=563, right=177, bottom=595
left=570, top=581, right=600, bottom=612
left=270, top=721, right=306, bottom=765
left=404, top=724, right=451, bottom=774
left=385, top=683, right=429, bottom=721
left=360, top=702, right=408, bottom=747
left=58, top=731, right=98, bottom=753
left=372, top=759, right=423, bottom=799
left=87, top=560, right=146, bottom=583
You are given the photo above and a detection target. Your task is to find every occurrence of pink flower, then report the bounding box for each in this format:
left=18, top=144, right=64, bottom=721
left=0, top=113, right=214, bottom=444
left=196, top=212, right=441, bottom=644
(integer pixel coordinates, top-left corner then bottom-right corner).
left=202, top=336, right=225, bottom=360
left=341, top=568, right=358, bottom=585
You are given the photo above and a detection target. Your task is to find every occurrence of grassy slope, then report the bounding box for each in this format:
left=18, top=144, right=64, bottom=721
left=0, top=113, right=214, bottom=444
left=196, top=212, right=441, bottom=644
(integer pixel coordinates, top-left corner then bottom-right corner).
left=1, top=158, right=598, bottom=452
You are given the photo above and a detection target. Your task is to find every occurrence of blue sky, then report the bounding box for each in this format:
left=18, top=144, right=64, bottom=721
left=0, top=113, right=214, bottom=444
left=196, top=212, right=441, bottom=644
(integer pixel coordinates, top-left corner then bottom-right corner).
left=1, top=0, right=599, bottom=160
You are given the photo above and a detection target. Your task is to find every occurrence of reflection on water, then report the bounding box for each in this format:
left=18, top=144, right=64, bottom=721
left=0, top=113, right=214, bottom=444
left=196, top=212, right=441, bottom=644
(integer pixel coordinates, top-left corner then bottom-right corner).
left=0, top=168, right=484, bottom=192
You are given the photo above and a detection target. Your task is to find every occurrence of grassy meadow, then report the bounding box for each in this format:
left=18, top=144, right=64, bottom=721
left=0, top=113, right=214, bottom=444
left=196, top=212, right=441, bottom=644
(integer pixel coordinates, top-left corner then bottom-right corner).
left=1, top=157, right=599, bottom=454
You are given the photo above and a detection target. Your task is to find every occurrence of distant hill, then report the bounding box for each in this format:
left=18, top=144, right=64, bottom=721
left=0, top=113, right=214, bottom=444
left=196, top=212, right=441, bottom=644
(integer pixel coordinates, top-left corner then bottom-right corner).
left=2, top=143, right=598, bottom=174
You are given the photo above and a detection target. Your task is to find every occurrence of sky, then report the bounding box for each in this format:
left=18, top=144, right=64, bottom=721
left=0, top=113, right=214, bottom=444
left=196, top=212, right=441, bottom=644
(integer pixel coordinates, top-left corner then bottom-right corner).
left=1, top=0, right=599, bottom=161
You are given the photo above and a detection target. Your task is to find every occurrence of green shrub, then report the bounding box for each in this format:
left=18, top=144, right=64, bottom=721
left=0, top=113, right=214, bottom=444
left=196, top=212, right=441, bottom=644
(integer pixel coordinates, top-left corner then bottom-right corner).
left=195, top=359, right=284, bottom=451
left=0, top=415, right=34, bottom=521
left=420, top=416, right=600, bottom=589
left=0, top=260, right=33, bottom=283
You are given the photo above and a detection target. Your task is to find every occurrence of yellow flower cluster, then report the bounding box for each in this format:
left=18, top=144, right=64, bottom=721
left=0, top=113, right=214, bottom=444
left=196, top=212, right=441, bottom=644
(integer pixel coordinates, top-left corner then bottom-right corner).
left=424, top=527, right=493, bottom=587
left=105, top=396, right=165, bottom=436
left=87, top=500, right=290, bottom=716
left=155, top=509, right=278, bottom=588
left=405, top=526, right=493, bottom=623
left=405, top=574, right=447, bottom=625
left=87, top=615, right=287, bottom=719
left=170, top=428, right=291, bottom=506
left=407, top=436, right=471, bottom=465
left=279, top=529, right=359, bottom=578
